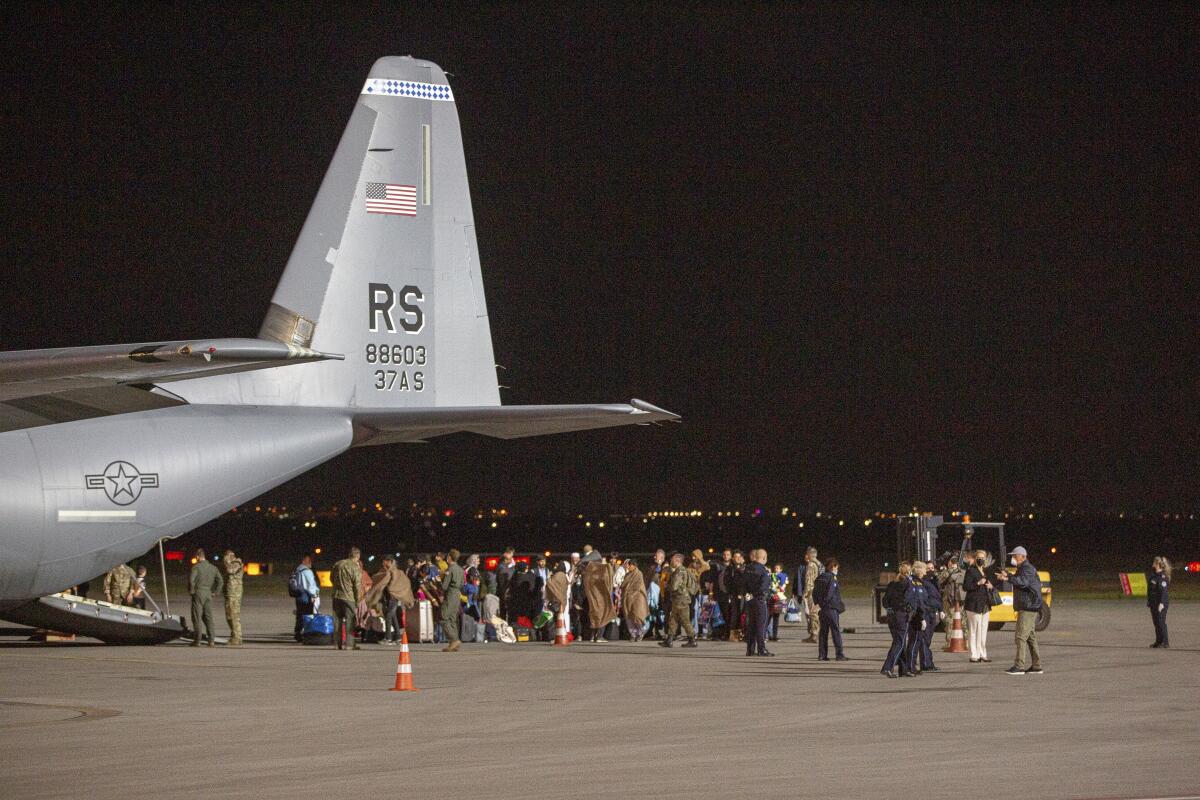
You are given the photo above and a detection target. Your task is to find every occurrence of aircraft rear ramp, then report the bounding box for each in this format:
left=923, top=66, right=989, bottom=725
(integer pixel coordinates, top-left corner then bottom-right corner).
left=0, top=593, right=186, bottom=644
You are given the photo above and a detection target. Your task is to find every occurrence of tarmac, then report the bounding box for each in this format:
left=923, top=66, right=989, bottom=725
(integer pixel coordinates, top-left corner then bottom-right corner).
left=0, top=597, right=1196, bottom=800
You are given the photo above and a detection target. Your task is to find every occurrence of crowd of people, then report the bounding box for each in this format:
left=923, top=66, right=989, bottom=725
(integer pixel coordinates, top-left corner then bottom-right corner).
left=279, top=544, right=1176, bottom=673
left=94, top=544, right=1174, bottom=669
left=285, top=544, right=923, bottom=663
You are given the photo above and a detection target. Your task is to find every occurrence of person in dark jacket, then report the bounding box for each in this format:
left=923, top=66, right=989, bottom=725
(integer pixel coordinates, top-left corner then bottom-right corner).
left=725, top=550, right=747, bottom=641
left=962, top=550, right=994, bottom=662
left=812, top=557, right=847, bottom=661
left=494, top=549, right=517, bottom=621
left=881, top=563, right=915, bottom=677
left=507, top=561, right=538, bottom=624
left=997, top=546, right=1043, bottom=674
left=918, top=562, right=942, bottom=672
left=1148, top=556, right=1171, bottom=648
left=904, top=563, right=933, bottom=673
left=743, top=549, right=774, bottom=657
left=713, top=549, right=733, bottom=640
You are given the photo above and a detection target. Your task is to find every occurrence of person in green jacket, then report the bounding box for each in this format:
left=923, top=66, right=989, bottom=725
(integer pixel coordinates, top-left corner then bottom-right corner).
left=659, top=553, right=699, bottom=648
left=330, top=547, right=363, bottom=650
left=189, top=549, right=224, bottom=647
left=439, top=548, right=465, bottom=651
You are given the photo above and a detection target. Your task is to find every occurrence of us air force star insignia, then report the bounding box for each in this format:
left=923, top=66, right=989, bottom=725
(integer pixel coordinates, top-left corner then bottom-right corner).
left=85, top=461, right=160, bottom=506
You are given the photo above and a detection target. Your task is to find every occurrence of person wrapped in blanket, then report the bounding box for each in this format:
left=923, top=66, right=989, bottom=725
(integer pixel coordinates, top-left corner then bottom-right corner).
left=620, top=559, right=649, bottom=641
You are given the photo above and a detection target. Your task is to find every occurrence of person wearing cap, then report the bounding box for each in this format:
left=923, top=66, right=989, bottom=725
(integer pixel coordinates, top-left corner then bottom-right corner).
left=996, top=546, right=1043, bottom=675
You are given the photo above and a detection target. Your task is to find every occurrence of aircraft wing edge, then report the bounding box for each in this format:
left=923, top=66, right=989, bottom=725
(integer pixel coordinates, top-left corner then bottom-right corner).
left=0, top=338, right=344, bottom=403
left=350, top=398, right=679, bottom=444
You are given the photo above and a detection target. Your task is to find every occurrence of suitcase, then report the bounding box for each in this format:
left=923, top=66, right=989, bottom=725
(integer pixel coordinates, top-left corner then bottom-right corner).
left=460, top=613, right=479, bottom=643
left=300, top=613, right=334, bottom=646
left=405, top=600, right=435, bottom=643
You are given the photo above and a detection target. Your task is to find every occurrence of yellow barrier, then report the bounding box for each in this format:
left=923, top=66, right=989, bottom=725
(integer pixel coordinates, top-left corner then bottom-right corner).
left=316, top=570, right=333, bottom=588
left=1119, top=572, right=1147, bottom=596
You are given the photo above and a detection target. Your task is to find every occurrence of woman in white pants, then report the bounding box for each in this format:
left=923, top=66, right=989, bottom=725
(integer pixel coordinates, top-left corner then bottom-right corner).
left=962, top=550, right=994, bottom=662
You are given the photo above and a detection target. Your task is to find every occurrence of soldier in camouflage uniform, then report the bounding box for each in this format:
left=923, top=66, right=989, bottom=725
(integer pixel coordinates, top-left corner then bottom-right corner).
left=104, top=562, right=136, bottom=606
left=802, top=547, right=821, bottom=643
left=659, top=553, right=699, bottom=648
left=221, top=550, right=244, bottom=647
left=330, top=547, right=363, bottom=650
left=937, top=556, right=965, bottom=645
left=188, top=549, right=224, bottom=646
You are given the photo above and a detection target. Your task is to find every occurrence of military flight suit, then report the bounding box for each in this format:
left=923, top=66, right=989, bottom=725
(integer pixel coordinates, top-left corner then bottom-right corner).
left=439, top=561, right=465, bottom=646
left=803, top=559, right=821, bottom=639
left=222, top=553, right=244, bottom=646
left=105, top=563, right=136, bottom=606
left=189, top=559, right=224, bottom=646
left=329, top=557, right=363, bottom=650
left=663, top=566, right=698, bottom=645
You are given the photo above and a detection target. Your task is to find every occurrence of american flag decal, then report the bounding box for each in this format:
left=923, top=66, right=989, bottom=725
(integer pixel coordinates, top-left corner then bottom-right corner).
left=365, top=183, right=417, bottom=216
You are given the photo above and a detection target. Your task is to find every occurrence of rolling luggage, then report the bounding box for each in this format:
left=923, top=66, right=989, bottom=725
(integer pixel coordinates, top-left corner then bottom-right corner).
left=405, top=600, right=435, bottom=643
left=300, top=613, right=334, bottom=646
left=460, top=613, right=479, bottom=644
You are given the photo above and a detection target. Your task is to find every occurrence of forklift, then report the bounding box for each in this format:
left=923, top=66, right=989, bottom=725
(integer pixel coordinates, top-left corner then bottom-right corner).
left=873, top=514, right=1052, bottom=631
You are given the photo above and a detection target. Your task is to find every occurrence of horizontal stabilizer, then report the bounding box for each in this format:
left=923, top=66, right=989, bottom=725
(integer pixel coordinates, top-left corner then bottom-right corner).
left=352, top=398, right=679, bottom=444
left=0, top=338, right=342, bottom=404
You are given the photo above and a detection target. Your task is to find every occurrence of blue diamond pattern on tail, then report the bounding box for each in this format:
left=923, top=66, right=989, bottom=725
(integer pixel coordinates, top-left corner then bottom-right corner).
left=360, top=78, right=454, bottom=102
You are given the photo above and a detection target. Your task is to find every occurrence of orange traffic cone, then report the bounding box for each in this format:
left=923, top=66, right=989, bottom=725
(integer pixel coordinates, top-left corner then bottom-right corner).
left=944, top=608, right=968, bottom=653
left=553, top=607, right=571, bottom=647
left=389, top=630, right=418, bottom=692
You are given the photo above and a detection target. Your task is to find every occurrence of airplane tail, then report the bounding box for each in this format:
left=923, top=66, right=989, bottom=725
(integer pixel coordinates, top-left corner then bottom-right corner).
left=167, top=58, right=677, bottom=444
left=254, top=56, right=499, bottom=409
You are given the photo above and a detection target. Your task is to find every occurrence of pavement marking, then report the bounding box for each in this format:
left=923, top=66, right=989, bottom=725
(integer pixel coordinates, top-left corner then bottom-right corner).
left=0, top=700, right=120, bottom=727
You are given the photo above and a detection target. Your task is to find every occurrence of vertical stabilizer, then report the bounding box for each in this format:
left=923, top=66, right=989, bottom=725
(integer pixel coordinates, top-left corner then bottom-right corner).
left=250, top=57, right=499, bottom=409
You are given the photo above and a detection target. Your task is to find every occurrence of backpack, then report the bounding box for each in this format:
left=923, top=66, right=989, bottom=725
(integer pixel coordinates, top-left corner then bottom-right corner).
left=287, top=567, right=306, bottom=598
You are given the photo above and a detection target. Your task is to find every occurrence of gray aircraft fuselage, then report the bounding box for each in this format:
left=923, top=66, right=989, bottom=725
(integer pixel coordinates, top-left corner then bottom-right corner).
left=0, top=406, right=351, bottom=606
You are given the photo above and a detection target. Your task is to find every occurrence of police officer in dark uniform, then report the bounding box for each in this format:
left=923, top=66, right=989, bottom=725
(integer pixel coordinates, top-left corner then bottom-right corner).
left=1148, top=556, right=1171, bottom=648
left=744, top=549, right=773, bottom=657
left=905, top=563, right=931, bottom=674
left=917, top=561, right=942, bottom=672
left=812, top=557, right=847, bottom=661
left=881, top=563, right=916, bottom=678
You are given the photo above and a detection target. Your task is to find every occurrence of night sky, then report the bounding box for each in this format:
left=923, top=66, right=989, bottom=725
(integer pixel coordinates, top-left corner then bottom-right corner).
left=0, top=6, right=1195, bottom=513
